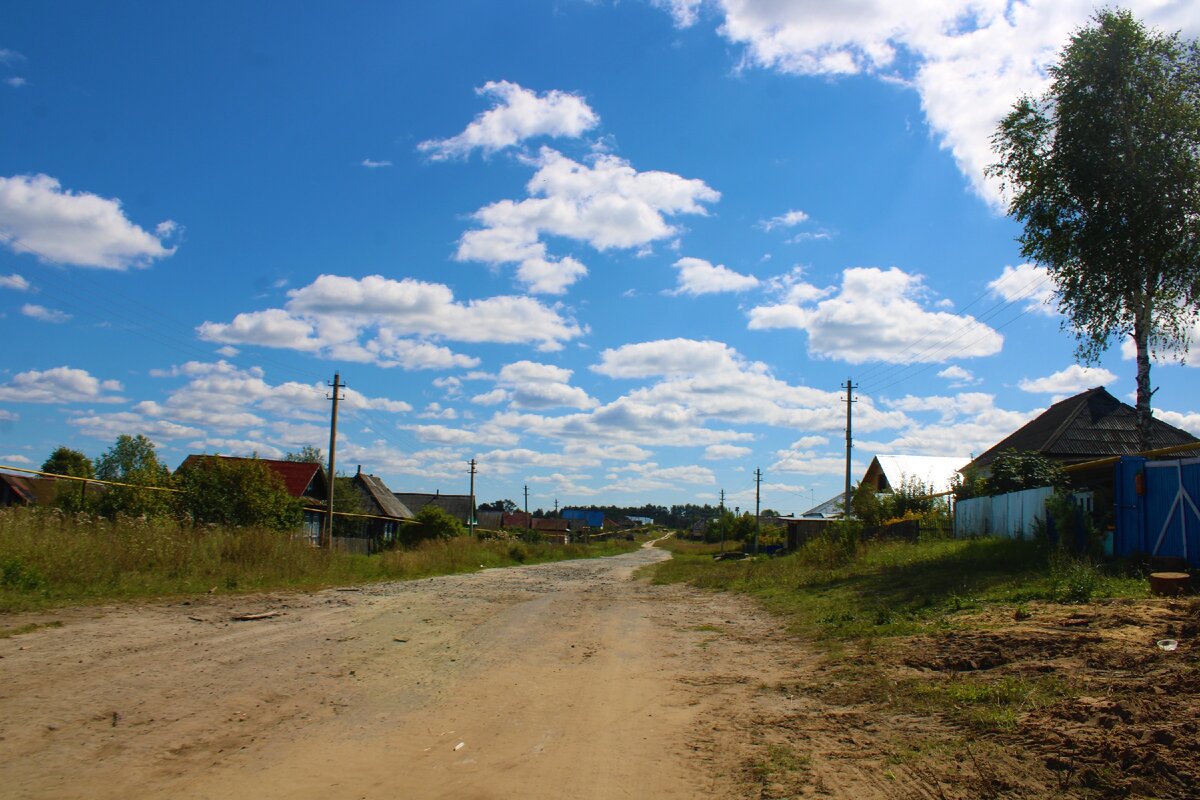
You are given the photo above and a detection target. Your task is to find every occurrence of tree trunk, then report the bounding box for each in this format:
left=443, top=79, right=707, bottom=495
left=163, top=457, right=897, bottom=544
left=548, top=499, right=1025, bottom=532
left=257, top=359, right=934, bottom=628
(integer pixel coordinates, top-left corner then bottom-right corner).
left=1133, top=295, right=1154, bottom=453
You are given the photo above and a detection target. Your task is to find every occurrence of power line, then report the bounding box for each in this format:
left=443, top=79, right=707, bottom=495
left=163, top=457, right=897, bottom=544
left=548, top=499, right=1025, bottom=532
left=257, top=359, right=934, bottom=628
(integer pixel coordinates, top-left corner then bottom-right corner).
left=854, top=268, right=1053, bottom=384
left=856, top=273, right=1054, bottom=392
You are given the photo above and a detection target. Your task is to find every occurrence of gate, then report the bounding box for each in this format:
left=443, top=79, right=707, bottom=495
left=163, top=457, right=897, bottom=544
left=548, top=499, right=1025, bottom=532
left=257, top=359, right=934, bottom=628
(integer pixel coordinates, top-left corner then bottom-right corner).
left=1114, top=456, right=1200, bottom=566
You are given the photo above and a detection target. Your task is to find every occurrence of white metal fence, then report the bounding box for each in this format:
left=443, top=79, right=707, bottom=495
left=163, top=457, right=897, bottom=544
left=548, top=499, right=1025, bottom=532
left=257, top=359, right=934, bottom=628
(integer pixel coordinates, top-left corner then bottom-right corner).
left=954, top=486, right=1054, bottom=540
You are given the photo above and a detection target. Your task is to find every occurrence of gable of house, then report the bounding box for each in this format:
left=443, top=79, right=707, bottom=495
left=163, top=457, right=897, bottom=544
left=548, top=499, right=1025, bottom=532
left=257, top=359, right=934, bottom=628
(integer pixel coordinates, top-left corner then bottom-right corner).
left=352, top=472, right=413, bottom=519
left=861, top=455, right=970, bottom=495
left=0, top=473, right=37, bottom=506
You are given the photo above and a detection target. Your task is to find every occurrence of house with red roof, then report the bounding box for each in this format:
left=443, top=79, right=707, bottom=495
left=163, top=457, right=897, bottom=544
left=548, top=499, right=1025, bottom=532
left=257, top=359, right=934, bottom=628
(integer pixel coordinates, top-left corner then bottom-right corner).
left=177, top=455, right=329, bottom=543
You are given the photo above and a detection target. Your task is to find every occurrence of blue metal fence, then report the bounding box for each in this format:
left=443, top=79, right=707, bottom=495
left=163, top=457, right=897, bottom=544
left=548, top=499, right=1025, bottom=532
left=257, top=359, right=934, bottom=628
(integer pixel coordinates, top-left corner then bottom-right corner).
left=1114, top=456, right=1200, bottom=566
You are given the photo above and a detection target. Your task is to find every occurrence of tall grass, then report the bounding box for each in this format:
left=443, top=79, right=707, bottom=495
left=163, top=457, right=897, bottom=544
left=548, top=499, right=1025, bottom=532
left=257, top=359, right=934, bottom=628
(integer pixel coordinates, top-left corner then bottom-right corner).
left=0, top=507, right=641, bottom=611
left=650, top=533, right=1147, bottom=640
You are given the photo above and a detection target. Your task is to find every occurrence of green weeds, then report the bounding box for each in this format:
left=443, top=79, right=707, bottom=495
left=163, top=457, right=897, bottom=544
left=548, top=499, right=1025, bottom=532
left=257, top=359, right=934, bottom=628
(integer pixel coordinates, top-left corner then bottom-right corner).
left=0, top=507, right=641, bottom=611
left=751, top=742, right=811, bottom=783
left=0, top=620, right=64, bottom=639
left=651, top=534, right=1146, bottom=640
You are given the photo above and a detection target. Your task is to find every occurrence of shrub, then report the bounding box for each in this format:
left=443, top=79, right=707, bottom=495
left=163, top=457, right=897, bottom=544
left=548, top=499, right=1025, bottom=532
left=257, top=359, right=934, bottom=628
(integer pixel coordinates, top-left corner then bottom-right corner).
left=400, top=505, right=464, bottom=547
left=174, top=456, right=302, bottom=530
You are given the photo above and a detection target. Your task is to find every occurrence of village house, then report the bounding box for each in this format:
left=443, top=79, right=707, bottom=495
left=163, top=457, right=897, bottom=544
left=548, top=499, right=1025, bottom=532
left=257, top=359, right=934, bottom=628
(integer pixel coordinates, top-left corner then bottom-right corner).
left=962, top=386, right=1198, bottom=488
left=348, top=466, right=413, bottom=547
left=859, top=455, right=969, bottom=496
left=393, top=491, right=476, bottom=527
left=177, top=455, right=329, bottom=543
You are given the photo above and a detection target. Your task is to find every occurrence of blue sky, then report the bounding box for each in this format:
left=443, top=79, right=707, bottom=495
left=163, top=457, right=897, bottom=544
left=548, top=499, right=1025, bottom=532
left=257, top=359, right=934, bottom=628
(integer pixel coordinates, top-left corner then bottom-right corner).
left=2, top=1, right=1198, bottom=514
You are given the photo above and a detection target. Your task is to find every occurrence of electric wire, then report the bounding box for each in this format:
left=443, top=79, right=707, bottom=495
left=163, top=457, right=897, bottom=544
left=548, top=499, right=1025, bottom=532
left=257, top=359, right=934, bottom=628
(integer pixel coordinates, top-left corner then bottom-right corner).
left=857, top=273, right=1054, bottom=395
left=856, top=270, right=1053, bottom=391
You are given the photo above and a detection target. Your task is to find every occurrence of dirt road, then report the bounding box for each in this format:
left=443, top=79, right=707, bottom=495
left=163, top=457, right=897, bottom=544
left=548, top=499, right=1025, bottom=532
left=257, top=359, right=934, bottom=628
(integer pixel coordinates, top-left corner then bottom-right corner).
left=0, top=541, right=817, bottom=800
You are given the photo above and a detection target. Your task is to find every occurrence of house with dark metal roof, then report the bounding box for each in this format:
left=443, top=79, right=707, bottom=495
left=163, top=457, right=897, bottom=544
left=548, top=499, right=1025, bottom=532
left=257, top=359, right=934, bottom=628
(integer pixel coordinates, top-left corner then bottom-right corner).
left=963, top=387, right=1198, bottom=478
left=393, top=491, right=476, bottom=526
left=349, top=467, right=412, bottom=547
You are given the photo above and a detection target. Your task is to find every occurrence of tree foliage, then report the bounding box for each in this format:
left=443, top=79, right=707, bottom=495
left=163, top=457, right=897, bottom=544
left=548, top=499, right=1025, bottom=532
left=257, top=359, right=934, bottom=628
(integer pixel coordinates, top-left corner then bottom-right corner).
left=41, top=446, right=94, bottom=479
left=284, top=446, right=324, bottom=464
left=478, top=499, right=518, bottom=513
left=92, top=434, right=172, bottom=518
left=400, top=504, right=464, bottom=547
left=989, top=9, right=1200, bottom=450
left=41, top=446, right=96, bottom=513
left=953, top=450, right=1067, bottom=500
left=851, top=482, right=884, bottom=526
left=174, top=456, right=302, bottom=530
left=986, top=450, right=1068, bottom=496
left=329, top=475, right=369, bottom=537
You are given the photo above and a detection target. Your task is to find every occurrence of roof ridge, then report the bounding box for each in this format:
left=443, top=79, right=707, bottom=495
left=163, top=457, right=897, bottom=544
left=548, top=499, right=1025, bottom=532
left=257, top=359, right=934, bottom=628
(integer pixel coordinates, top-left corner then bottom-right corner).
left=1038, top=387, right=1102, bottom=452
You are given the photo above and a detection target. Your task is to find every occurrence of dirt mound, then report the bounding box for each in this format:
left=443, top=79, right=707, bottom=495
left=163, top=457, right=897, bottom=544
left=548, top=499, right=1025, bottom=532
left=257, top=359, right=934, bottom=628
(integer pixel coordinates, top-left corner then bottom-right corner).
left=898, top=598, right=1200, bottom=799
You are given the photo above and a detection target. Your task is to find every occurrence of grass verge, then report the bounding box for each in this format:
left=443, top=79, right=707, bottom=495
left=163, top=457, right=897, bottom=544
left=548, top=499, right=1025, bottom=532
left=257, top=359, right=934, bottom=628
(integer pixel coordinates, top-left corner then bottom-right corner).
left=0, top=507, right=646, bottom=612
left=649, top=534, right=1146, bottom=640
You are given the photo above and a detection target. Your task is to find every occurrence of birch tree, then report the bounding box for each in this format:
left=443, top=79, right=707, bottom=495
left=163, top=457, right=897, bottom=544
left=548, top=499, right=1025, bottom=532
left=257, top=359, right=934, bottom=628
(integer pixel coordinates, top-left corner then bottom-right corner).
left=989, top=9, right=1200, bottom=450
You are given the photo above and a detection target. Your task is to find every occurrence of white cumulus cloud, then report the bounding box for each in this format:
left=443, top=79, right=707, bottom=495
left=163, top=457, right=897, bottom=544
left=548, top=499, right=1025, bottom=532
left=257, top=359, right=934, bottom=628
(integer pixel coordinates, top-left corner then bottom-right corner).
left=419, top=81, right=599, bottom=160
left=759, top=209, right=809, bottom=230
left=669, top=257, right=759, bottom=296
left=456, top=147, right=719, bottom=293
left=937, top=365, right=981, bottom=387
left=988, top=263, right=1056, bottom=316
left=0, top=174, right=177, bottom=269
left=664, top=0, right=1200, bottom=205
left=0, top=273, right=30, bottom=291
left=748, top=266, right=1003, bottom=363
left=20, top=304, right=71, bottom=324
left=0, top=366, right=123, bottom=404
left=592, top=338, right=747, bottom=379
left=199, top=274, right=583, bottom=360
left=473, top=359, right=598, bottom=410
left=1018, top=364, right=1117, bottom=395
left=704, top=444, right=752, bottom=460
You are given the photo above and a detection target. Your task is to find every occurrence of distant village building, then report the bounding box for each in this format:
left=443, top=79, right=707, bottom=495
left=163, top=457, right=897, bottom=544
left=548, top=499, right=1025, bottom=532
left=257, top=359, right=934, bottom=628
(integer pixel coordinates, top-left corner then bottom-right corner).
left=393, top=492, right=476, bottom=526
left=562, top=508, right=605, bottom=529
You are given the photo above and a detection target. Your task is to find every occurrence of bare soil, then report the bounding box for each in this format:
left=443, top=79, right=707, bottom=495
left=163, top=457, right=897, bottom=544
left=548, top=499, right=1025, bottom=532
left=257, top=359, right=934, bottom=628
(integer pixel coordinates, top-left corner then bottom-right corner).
left=1, top=541, right=1197, bottom=799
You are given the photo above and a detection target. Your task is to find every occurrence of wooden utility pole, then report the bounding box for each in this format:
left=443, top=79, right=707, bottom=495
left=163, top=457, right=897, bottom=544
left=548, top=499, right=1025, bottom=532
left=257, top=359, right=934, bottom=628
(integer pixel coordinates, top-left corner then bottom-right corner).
left=324, top=372, right=344, bottom=549
left=718, top=488, right=726, bottom=553
left=523, top=483, right=530, bottom=528
left=468, top=458, right=477, bottom=536
left=754, top=468, right=762, bottom=556
left=842, top=378, right=857, bottom=521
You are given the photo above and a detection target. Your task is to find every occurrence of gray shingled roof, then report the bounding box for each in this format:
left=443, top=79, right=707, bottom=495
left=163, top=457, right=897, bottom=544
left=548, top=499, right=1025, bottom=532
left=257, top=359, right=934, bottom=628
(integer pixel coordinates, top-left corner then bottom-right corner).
left=393, top=492, right=475, bottom=524
left=966, top=386, right=1199, bottom=472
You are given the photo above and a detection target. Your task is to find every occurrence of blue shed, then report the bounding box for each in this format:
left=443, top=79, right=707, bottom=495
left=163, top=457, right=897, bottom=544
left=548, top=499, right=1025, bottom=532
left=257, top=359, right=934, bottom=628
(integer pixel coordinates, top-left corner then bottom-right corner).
left=1114, top=456, right=1200, bottom=566
left=562, top=509, right=605, bottom=528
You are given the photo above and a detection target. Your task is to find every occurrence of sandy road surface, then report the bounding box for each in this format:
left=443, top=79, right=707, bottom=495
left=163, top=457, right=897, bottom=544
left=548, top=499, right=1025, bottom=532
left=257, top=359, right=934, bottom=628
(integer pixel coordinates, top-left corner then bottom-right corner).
left=0, top=541, right=816, bottom=800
